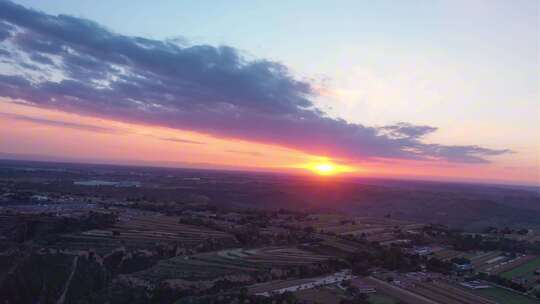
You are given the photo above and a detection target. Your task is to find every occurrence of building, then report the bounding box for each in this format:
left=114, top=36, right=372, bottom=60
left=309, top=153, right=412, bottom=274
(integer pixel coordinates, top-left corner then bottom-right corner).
left=350, top=278, right=376, bottom=294
left=414, top=246, right=432, bottom=256
left=460, top=280, right=491, bottom=289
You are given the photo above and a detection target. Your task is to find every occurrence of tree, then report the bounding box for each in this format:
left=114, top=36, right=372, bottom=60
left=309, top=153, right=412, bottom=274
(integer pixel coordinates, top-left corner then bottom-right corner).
left=303, top=226, right=315, bottom=234
left=239, top=287, right=248, bottom=302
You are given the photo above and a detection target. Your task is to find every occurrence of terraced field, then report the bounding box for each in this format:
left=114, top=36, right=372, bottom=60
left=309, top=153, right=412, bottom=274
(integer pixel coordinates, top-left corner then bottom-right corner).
left=212, top=247, right=331, bottom=266
left=293, top=214, right=421, bottom=236
left=43, top=213, right=237, bottom=253
left=135, top=246, right=330, bottom=281
left=303, top=235, right=367, bottom=255
left=135, top=254, right=260, bottom=281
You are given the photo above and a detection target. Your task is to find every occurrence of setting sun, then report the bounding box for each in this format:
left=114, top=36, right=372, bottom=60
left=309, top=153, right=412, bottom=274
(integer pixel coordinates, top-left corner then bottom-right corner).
left=296, top=160, right=357, bottom=176
left=313, top=163, right=336, bottom=175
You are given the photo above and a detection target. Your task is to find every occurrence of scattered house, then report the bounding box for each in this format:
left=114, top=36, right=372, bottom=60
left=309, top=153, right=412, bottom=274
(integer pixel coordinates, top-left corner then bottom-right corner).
left=414, top=246, right=432, bottom=256
left=116, top=181, right=141, bottom=188
left=253, top=270, right=354, bottom=297
left=381, top=239, right=411, bottom=246
left=406, top=229, right=421, bottom=235
left=350, top=278, right=376, bottom=294
left=183, top=177, right=201, bottom=181
left=486, top=256, right=506, bottom=264
left=460, top=280, right=491, bottom=289
left=183, top=210, right=217, bottom=219
left=512, top=277, right=532, bottom=286
left=74, top=180, right=141, bottom=187
left=75, top=180, right=118, bottom=186
left=222, top=212, right=243, bottom=222
left=453, top=260, right=473, bottom=273
left=31, top=195, right=49, bottom=201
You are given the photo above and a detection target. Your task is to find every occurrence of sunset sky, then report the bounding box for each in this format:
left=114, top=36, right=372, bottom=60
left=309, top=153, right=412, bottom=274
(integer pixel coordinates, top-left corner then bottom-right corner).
left=0, top=0, right=538, bottom=185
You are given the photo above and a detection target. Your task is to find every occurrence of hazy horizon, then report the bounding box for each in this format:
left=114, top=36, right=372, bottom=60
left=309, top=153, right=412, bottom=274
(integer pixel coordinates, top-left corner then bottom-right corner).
left=2, top=153, right=539, bottom=189
left=0, top=0, right=538, bottom=185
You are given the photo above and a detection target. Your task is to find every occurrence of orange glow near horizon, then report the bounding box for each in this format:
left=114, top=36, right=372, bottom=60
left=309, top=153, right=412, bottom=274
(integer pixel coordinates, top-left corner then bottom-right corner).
left=303, top=163, right=338, bottom=176
left=0, top=101, right=538, bottom=185
left=313, top=163, right=335, bottom=175
left=298, top=160, right=358, bottom=176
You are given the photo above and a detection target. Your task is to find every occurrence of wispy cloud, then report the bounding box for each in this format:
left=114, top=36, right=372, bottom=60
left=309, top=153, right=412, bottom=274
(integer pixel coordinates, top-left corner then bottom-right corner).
left=147, top=135, right=205, bottom=145
left=0, top=112, right=120, bottom=134
left=0, top=0, right=511, bottom=164
left=1, top=111, right=206, bottom=145
left=225, top=150, right=263, bottom=157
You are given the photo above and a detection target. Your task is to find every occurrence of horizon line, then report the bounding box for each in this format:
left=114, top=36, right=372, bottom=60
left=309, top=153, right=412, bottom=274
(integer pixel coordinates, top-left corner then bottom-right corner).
left=0, top=152, right=538, bottom=189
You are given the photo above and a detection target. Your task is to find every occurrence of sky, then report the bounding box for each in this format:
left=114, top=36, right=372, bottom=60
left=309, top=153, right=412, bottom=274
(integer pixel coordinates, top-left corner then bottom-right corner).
left=0, top=0, right=538, bottom=185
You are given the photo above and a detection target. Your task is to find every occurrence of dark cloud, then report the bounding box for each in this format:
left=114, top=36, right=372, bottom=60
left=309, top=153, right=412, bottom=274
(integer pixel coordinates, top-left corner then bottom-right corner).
left=0, top=0, right=511, bottom=164
left=0, top=21, right=13, bottom=41
left=0, top=48, right=10, bottom=57
left=379, top=122, right=438, bottom=139
left=30, top=53, right=54, bottom=65
left=0, top=112, right=120, bottom=133
left=419, top=144, right=513, bottom=164
left=14, top=32, right=65, bottom=54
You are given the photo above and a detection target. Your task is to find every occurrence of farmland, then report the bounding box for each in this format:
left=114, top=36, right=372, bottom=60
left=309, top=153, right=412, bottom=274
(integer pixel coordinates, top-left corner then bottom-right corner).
left=470, top=251, right=503, bottom=268
left=293, top=214, right=423, bottom=237
left=474, top=287, right=540, bottom=304
left=289, top=213, right=425, bottom=249
left=213, top=247, right=331, bottom=266
left=41, top=211, right=238, bottom=254
left=247, top=270, right=352, bottom=296
left=369, top=272, right=498, bottom=304
left=294, top=288, right=343, bottom=304
left=364, top=276, right=439, bottom=304
left=501, top=256, right=540, bottom=279
left=135, top=246, right=331, bottom=282
left=304, top=234, right=368, bottom=255
left=368, top=293, right=400, bottom=304
left=488, top=254, right=537, bottom=275
left=293, top=285, right=399, bottom=304
left=134, top=254, right=260, bottom=281
left=406, top=281, right=496, bottom=304
left=2, top=160, right=540, bottom=303
left=427, top=248, right=516, bottom=273
left=433, top=248, right=470, bottom=261
left=249, top=278, right=318, bottom=294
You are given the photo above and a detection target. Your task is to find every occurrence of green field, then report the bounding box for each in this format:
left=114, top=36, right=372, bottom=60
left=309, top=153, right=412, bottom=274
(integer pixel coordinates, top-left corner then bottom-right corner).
left=475, top=287, right=540, bottom=304
left=368, top=293, right=399, bottom=304
left=501, top=256, right=540, bottom=279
